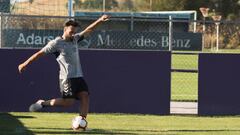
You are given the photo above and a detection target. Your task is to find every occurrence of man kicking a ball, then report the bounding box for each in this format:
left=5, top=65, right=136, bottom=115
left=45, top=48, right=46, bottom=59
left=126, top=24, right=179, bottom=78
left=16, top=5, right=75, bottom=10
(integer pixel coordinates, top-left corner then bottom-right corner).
left=18, top=15, right=109, bottom=128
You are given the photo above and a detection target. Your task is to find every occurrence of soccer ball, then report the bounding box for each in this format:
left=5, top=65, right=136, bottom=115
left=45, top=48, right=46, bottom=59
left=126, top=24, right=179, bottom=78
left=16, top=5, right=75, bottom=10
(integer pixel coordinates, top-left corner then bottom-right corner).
left=72, top=116, right=88, bottom=130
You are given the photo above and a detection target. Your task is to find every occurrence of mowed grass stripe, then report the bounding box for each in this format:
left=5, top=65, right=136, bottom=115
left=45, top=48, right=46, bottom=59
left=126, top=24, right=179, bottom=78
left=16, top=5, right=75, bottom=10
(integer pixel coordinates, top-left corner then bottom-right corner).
left=0, top=112, right=239, bottom=135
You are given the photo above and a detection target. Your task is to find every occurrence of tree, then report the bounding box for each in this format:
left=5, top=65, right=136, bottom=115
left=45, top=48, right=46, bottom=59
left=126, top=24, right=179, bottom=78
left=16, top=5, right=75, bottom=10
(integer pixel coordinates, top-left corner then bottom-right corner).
left=219, top=0, right=240, bottom=18
left=122, top=0, right=134, bottom=11
left=73, top=0, right=82, bottom=10
left=81, top=0, right=102, bottom=10
left=29, top=0, right=34, bottom=4
left=152, top=0, right=187, bottom=11
left=184, top=0, right=240, bottom=19
left=134, top=0, right=152, bottom=11
left=80, top=0, right=118, bottom=11
left=73, top=0, right=240, bottom=19
left=105, top=0, right=119, bottom=11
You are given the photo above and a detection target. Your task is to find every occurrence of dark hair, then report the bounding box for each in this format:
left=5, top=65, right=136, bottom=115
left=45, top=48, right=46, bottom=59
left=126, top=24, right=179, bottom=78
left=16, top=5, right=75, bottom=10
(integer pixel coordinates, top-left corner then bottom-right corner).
left=64, top=20, right=79, bottom=27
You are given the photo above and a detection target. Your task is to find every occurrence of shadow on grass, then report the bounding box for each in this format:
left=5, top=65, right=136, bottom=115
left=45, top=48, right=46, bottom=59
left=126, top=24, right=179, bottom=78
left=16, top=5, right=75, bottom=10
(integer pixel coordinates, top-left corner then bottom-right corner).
left=113, top=129, right=240, bottom=134
left=26, top=127, right=240, bottom=135
left=32, top=127, right=138, bottom=134
left=29, top=128, right=240, bottom=135
left=0, top=113, right=34, bottom=135
left=168, top=129, right=240, bottom=132
left=13, top=115, right=35, bottom=119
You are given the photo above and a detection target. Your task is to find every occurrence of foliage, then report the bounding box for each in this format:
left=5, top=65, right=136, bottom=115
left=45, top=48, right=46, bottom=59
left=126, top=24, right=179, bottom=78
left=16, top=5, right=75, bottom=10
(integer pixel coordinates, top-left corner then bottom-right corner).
left=77, top=0, right=118, bottom=11
left=152, top=0, right=187, bottom=11
left=184, top=0, right=240, bottom=19
left=80, top=0, right=103, bottom=10
left=122, top=0, right=134, bottom=11
left=73, top=0, right=82, bottom=10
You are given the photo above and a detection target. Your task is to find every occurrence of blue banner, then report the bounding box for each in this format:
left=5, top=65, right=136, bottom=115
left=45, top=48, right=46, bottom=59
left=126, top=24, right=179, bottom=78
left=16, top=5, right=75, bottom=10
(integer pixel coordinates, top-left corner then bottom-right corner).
left=3, top=29, right=202, bottom=51
left=0, top=0, right=10, bottom=13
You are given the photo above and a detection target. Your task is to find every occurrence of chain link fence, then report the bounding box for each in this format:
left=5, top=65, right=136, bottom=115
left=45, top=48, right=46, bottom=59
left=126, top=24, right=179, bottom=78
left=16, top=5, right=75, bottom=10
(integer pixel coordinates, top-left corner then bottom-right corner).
left=171, top=52, right=198, bottom=101
left=0, top=14, right=198, bottom=102
left=171, top=20, right=240, bottom=101
left=204, top=21, right=240, bottom=51
left=0, top=14, right=197, bottom=50
left=1, top=11, right=240, bottom=101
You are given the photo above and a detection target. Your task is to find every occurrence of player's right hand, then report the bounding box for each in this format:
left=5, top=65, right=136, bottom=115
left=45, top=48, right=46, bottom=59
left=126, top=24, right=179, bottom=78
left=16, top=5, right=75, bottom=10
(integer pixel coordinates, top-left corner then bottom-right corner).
left=99, top=14, right=110, bottom=22
left=18, top=63, right=26, bottom=73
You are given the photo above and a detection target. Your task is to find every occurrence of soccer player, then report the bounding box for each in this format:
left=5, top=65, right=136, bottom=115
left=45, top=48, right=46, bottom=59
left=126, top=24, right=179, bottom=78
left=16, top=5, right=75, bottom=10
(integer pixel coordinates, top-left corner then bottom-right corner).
left=18, top=15, right=109, bottom=123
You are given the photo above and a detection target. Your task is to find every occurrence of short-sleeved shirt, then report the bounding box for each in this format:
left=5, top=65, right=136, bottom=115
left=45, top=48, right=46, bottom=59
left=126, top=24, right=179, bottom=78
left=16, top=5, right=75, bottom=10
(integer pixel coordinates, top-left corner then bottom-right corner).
left=41, top=34, right=84, bottom=79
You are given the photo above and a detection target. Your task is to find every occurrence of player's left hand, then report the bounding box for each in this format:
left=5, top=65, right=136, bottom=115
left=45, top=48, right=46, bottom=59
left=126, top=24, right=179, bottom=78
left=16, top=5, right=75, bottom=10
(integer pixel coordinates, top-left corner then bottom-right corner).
left=18, top=63, right=26, bottom=73
left=99, top=15, right=110, bottom=22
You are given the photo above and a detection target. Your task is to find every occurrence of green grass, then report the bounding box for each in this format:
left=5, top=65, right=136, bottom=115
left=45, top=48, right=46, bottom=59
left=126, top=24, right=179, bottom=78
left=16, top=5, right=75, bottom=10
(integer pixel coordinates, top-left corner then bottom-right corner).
left=171, top=53, right=198, bottom=101
left=171, top=49, right=240, bottom=101
left=172, top=54, right=198, bottom=70
left=1, top=112, right=240, bottom=135
left=171, top=72, right=198, bottom=101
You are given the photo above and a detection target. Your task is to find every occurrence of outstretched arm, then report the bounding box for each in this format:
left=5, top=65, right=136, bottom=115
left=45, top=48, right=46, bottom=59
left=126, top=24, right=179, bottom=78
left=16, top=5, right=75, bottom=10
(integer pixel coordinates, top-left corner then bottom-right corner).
left=80, top=14, right=110, bottom=37
left=18, top=50, right=45, bottom=73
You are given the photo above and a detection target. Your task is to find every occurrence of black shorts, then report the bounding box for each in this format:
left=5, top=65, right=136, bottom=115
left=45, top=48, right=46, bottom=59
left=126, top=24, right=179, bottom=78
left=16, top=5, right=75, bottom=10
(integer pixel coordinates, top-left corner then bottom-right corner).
left=59, top=77, right=89, bottom=99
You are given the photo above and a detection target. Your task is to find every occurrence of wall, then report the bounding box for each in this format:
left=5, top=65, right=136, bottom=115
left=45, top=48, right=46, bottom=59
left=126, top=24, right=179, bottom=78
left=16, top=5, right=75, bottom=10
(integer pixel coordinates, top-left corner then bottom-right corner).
left=198, top=53, right=240, bottom=115
left=0, top=49, right=171, bottom=115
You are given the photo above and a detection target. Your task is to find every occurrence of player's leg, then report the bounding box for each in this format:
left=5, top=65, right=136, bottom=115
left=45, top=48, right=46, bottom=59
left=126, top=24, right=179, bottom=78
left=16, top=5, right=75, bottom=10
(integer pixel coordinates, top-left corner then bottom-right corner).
left=29, top=98, right=75, bottom=112
left=42, top=98, right=75, bottom=107
left=70, top=77, right=89, bottom=118
left=29, top=78, right=76, bottom=112
left=73, top=78, right=90, bottom=131
left=77, top=91, right=89, bottom=118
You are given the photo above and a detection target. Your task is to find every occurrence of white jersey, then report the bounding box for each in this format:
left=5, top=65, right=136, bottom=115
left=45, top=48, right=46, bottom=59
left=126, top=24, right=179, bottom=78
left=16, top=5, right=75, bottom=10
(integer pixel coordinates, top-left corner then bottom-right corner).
left=41, top=34, right=84, bottom=79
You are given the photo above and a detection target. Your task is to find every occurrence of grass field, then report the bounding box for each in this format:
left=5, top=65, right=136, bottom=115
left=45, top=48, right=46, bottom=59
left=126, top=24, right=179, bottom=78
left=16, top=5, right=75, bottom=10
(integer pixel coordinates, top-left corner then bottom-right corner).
left=171, top=53, right=198, bottom=101
left=171, top=49, right=240, bottom=101
left=171, top=72, right=198, bottom=101
left=1, top=112, right=240, bottom=135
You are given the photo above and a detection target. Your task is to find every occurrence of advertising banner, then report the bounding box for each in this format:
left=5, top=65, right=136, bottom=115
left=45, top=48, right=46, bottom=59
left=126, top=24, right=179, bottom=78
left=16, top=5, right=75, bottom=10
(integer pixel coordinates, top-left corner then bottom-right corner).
left=0, top=0, right=10, bottom=13
left=3, top=29, right=202, bottom=51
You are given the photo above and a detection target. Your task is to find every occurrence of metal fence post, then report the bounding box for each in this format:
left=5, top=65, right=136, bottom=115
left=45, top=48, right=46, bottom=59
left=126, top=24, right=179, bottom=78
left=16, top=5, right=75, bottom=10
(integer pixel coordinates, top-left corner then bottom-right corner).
left=68, top=0, right=73, bottom=17
left=131, top=12, right=134, bottom=31
left=169, top=16, right=173, bottom=51
left=0, top=12, right=2, bottom=48
left=103, top=0, right=106, bottom=12
left=212, top=15, right=222, bottom=52
left=216, top=23, right=220, bottom=52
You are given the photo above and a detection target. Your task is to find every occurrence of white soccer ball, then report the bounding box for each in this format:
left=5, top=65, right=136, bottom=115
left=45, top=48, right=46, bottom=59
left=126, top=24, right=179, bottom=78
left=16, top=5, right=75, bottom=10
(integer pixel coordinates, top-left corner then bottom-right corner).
left=72, top=116, right=88, bottom=130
